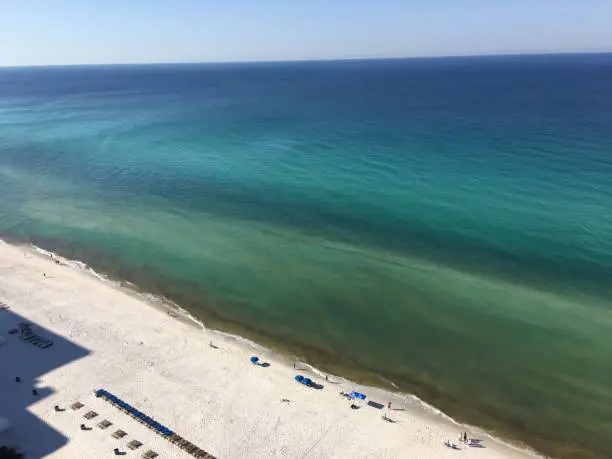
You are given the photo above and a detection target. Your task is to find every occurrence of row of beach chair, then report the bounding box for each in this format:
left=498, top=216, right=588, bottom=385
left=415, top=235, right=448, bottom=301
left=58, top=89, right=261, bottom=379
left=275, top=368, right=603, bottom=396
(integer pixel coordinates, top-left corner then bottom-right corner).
left=95, top=389, right=172, bottom=436
left=167, top=433, right=214, bottom=458
left=95, top=389, right=215, bottom=459
left=18, top=323, right=54, bottom=349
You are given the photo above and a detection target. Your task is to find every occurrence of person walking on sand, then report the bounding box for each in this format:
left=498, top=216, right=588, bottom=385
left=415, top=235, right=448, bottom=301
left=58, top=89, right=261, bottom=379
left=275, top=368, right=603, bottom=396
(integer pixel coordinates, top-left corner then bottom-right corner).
left=463, top=432, right=468, bottom=442
left=388, top=401, right=392, bottom=410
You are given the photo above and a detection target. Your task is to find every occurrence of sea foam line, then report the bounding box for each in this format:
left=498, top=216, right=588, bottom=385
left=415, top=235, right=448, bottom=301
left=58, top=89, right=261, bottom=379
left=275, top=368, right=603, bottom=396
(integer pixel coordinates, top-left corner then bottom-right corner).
left=24, top=242, right=206, bottom=329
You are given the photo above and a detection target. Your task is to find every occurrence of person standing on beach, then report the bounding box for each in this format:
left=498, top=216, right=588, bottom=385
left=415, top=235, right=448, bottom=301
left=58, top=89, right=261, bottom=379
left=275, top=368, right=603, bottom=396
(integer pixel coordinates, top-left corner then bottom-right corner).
left=388, top=401, right=392, bottom=410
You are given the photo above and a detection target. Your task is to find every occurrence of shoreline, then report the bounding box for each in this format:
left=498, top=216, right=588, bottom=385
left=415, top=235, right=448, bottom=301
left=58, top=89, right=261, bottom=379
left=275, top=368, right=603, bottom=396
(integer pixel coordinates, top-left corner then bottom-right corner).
left=0, top=238, right=541, bottom=458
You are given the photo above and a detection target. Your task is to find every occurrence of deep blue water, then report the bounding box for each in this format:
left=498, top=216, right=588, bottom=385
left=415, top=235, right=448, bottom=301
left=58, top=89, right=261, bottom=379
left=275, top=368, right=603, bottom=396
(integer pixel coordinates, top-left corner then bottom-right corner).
left=1, top=54, right=612, bottom=458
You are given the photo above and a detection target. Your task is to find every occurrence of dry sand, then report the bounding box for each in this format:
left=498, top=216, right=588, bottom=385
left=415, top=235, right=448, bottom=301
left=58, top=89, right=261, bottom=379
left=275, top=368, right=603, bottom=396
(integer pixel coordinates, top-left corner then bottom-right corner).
left=0, top=242, right=542, bottom=458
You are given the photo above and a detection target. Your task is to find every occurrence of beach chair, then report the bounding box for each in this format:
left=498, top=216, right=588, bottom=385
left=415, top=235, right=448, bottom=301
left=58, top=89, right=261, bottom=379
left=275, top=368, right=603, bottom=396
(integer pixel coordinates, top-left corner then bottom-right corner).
left=111, top=429, right=127, bottom=439
left=83, top=411, right=98, bottom=420
left=97, top=420, right=113, bottom=430
left=142, top=450, right=158, bottom=459
left=127, top=440, right=143, bottom=450
left=169, top=434, right=181, bottom=444
left=70, top=402, right=84, bottom=410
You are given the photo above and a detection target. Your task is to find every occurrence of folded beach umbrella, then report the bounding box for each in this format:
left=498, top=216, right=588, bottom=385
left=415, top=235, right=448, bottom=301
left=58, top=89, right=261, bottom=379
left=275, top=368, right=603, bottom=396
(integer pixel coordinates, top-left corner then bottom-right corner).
left=250, top=356, right=259, bottom=364
left=294, top=375, right=304, bottom=382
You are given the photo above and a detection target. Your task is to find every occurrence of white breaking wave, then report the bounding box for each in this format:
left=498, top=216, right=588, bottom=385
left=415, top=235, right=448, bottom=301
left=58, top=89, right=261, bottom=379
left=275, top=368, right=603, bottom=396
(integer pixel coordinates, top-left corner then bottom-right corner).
left=31, top=244, right=109, bottom=282
left=214, top=330, right=265, bottom=350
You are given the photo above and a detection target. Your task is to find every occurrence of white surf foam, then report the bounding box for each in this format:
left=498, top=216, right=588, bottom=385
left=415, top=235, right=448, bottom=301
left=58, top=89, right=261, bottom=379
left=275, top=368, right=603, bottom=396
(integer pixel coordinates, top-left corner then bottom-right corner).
left=213, top=329, right=265, bottom=350
left=30, top=244, right=110, bottom=282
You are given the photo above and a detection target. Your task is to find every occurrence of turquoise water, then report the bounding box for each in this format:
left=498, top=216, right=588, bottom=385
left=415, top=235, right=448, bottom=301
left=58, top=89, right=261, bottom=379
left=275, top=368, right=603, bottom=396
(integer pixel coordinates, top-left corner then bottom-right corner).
left=1, top=56, right=612, bottom=458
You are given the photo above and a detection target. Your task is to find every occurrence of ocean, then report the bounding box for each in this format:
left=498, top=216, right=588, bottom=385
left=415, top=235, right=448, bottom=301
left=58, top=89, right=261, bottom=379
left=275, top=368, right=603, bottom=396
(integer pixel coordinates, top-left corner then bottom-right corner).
left=1, top=55, right=611, bottom=458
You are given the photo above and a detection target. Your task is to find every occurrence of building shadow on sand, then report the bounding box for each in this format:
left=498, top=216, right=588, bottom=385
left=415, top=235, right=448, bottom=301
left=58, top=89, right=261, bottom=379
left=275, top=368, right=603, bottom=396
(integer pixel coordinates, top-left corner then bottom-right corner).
left=0, top=308, right=90, bottom=457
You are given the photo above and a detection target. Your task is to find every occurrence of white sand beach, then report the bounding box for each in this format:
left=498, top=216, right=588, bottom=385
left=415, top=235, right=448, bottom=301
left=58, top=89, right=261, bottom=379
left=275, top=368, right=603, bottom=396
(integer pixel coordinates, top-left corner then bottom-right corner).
left=0, top=242, right=542, bottom=458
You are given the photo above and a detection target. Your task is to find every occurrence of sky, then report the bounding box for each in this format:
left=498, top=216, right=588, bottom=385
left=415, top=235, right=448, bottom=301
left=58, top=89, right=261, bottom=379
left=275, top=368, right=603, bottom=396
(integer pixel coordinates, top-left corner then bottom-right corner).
left=1, top=0, right=611, bottom=66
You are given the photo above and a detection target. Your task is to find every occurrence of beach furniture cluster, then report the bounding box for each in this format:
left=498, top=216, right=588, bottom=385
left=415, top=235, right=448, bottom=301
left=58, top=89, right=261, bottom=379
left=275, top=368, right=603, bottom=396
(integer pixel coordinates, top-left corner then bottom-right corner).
left=95, top=389, right=215, bottom=458
left=70, top=401, right=158, bottom=457
left=18, top=322, right=54, bottom=349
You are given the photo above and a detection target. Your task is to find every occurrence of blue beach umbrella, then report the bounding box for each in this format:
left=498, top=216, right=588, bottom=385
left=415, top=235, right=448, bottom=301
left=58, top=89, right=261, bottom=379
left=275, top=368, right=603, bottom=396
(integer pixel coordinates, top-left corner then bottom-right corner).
left=250, top=356, right=259, bottom=364
left=294, top=375, right=304, bottom=382
left=303, top=378, right=312, bottom=386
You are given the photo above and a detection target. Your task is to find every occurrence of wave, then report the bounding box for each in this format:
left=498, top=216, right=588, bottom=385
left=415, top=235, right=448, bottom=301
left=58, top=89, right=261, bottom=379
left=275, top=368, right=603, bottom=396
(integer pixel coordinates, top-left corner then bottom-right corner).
left=31, top=244, right=109, bottom=282
left=213, top=330, right=265, bottom=351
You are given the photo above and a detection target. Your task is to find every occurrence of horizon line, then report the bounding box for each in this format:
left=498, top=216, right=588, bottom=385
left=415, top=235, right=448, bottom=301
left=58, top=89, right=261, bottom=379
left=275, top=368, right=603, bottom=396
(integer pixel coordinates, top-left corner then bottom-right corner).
left=1, top=50, right=611, bottom=70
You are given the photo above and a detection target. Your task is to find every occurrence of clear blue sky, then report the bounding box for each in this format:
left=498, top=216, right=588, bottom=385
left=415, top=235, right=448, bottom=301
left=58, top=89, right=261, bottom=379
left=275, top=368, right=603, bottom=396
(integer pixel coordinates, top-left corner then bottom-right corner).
left=1, top=0, right=611, bottom=66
